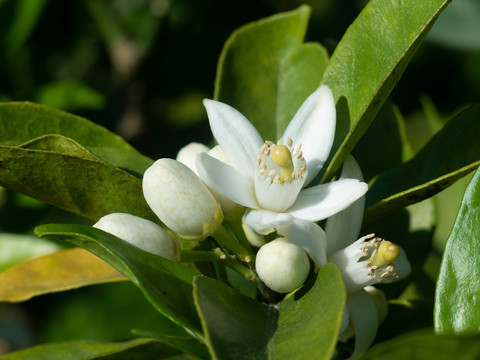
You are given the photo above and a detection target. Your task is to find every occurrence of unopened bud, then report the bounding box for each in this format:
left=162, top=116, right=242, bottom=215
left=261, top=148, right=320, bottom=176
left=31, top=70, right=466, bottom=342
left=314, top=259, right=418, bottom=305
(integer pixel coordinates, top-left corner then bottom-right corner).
left=143, top=159, right=223, bottom=240
left=255, top=237, right=310, bottom=293
left=94, top=213, right=179, bottom=261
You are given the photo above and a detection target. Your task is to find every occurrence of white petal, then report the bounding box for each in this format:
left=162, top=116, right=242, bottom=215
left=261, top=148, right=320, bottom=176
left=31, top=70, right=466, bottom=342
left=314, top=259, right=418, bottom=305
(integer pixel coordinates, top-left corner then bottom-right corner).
left=283, top=85, right=336, bottom=185
left=364, top=286, right=388, bottom=325
left=325, top=156, right=366, bottom=254
left=176, top=142, right=210, bottom=174
left=242, top=212, right=267, bottom=247
left=287, top=179, right=368, bottom=222
left=207, top=146, right=240, bottom=215
left=328, top=237, right=374, bottom=293
left=196, top=152, right=259, bottom=209
left=243, top=209, right=293, bottom=235
left=276, top=218, right=328, bottom=268
left=347, top=289, right=379, bottom=358
left=203, top=99, right=264, bottom=177
left=339, top=307, right=350, bottom=334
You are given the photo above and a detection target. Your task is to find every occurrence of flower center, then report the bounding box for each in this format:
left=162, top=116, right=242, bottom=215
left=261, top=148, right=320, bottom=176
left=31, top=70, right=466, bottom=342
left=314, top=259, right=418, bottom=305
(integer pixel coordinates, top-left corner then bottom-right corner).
left=257, top=138, right=306, bottom=184
left=270, top=145, right=294, bottom=182
left=360, top=235, right=400, bottom=281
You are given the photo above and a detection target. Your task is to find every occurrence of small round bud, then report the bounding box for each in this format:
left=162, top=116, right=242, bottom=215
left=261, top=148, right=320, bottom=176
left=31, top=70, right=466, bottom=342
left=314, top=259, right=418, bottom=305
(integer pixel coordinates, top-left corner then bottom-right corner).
left=255, top=238, right=310, bottom=293
left=270, top=145, right=292, bottom=168
left=143, top=159, right=223, bottom=240
left=94, top=213, right=179, bottom=261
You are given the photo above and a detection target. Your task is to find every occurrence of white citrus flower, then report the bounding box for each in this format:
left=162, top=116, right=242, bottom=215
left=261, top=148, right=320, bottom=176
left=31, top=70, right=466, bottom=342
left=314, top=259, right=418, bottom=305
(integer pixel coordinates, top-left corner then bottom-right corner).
left=325, top=155, right=411, bottom=357
left=196, top=85, right=368, bottom=266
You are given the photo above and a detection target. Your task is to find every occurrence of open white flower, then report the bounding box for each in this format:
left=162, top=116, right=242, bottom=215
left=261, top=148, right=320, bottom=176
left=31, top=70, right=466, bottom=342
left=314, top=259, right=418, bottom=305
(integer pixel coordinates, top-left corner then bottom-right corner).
left=325, top=155, right=411, bottom=358
left=196, top=85, right=368, bottom=265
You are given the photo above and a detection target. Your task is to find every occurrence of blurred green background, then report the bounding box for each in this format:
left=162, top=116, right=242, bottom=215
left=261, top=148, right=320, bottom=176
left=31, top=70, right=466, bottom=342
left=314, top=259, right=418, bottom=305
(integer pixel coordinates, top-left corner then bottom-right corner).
left=0, top=0, right=479, bottom=355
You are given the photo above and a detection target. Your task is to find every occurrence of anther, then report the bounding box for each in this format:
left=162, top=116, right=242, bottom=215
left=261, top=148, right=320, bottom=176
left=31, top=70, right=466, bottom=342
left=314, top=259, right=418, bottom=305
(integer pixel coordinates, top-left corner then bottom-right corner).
left=287, top=138, right=293, bottom=146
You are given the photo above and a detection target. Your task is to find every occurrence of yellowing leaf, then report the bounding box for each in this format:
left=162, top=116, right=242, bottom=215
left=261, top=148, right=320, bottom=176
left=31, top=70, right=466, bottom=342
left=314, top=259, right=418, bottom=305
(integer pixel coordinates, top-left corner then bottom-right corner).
left=0, top=248, right=126, bottom=302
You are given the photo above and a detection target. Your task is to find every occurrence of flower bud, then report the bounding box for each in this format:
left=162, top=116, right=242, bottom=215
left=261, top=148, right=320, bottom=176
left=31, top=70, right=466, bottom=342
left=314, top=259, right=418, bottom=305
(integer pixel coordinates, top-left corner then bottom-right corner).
left=94, top=213, right=179, bottom=261
left=176, top=142, right=210, bottom=172
left=143, top=158, right=223, bottom=240
left=255, top=237, right=310, bottom=293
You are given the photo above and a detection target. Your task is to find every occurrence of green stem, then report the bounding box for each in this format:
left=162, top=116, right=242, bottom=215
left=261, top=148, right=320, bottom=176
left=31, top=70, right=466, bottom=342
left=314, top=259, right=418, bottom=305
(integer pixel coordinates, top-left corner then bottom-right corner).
left=228, top=220, right=254, bottom=255
left=180, top=249, right=256, bottom=281
left=180, top=250, right=218, bottom=262
left=211, top=226, right=254, bottom=263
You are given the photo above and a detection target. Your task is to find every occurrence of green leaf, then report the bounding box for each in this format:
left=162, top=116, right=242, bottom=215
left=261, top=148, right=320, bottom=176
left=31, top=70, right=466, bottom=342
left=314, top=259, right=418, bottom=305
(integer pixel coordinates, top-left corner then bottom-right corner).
left=35, top=224, right=203, bottom=338
left=0, top=102, right=153, bottom=176
left=271, top=263, right=345, bottom=360
left=352, top=102, right=408, bottom=182
left=321, top=0, right=451, bottom=182
left=193, top=276, right=278, bottom=360
left=0, top=248, right=125, bottom=302
left=365, top=104, right=480, bottom=222
left=133, top=329, right=209, bottom=360
left=435, top=167, right=480, bottom=334
left=0, top=338, right=178, bottom=360
left=193, top=264, right=345, bottom=360
left=0, top=142, right=156, bottom=221
left=356, top=329, right=480, bottom=360
left=215, top=6, right=328, bottom=140
left=0, top=233, right=64, bottom=272
left=36, top=80, right=105, bottom=111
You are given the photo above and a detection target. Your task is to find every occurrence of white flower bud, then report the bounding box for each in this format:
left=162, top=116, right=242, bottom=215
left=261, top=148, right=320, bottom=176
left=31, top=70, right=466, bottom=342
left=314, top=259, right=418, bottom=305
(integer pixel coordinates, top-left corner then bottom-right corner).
left=176, top=142, right=210, bottom=173
left=255, top=237, right=310, bottom=293
left=143, top=158, right=223, bottom=240
left=93, top=213, right=179, bottom=261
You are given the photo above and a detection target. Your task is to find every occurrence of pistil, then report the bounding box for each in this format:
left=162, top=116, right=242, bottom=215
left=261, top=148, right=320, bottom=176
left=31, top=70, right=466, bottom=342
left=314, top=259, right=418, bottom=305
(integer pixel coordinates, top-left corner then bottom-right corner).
left=270, top=145, right=294, bottom=182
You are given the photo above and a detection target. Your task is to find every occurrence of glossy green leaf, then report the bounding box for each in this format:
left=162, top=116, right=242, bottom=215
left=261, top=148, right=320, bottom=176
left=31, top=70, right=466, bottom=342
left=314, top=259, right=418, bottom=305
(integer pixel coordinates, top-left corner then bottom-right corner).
left=215, top=6, right=328, bottom=141
left=133, top=329, right=209, bottom=360
left=435, top=167, right=480, bottom=334
left=352, top=102, right=407, bottom=182
left=0, top=338, right=177, bottom=360
left=0, top=142, right=156, bottom=221
left=321, top=0, right=451, bottom=182
left=365, top=104, right=480, bottom=222
left=35, top=224, right=203, bottom=338
left=193, top=264, right=345, bottom=360
left=193, top=276, right=278, bottom=360
left=357, top=329, right=480, bottom=360
left=0, top=102, right=153, bottom=175
left=0, top=248, right=125, bottom=302
left=0, top=233, right=64, bottom=272
left=271, top=263, right=345, bottom=360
